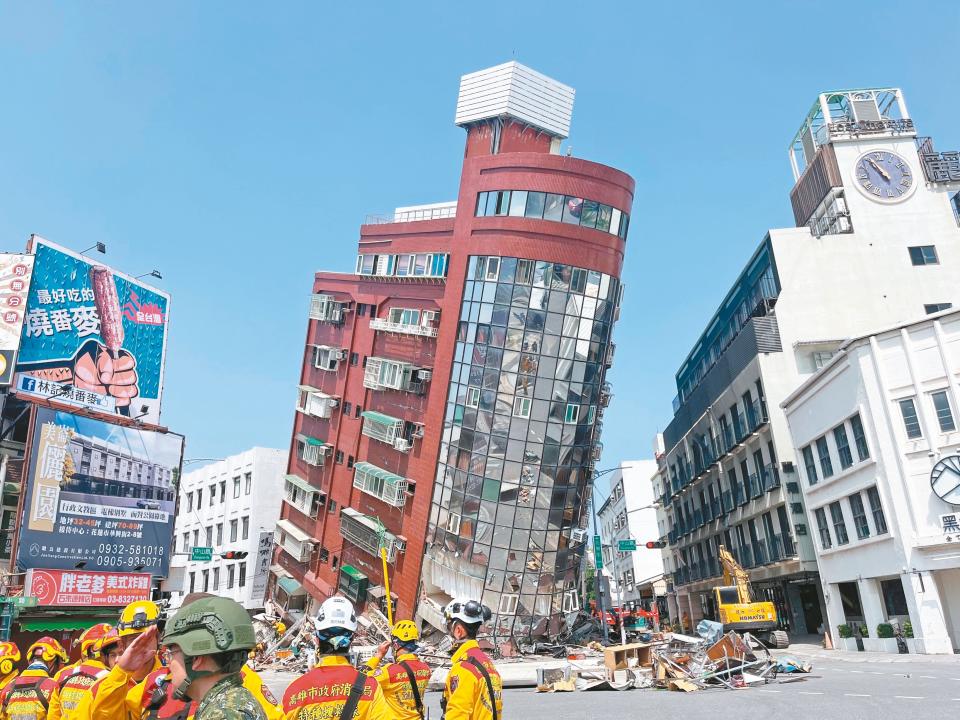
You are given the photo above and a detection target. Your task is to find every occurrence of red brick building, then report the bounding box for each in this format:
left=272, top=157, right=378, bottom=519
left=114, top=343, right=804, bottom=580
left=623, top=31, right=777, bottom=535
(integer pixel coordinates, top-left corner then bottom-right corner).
left=270, top=62, right=634, bottom=640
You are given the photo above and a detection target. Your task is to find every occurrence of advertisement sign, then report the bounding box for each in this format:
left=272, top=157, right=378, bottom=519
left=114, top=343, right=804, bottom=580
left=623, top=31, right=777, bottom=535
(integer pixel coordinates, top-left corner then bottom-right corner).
left=16, top=237, right=170, bottom=425
left=249, top=531, right=273, bottom=607
left=17, top=407, right=183, bottom=575
left=25, top=568, right=152, bottom=606
left=0, top=254, right=35, bottom=385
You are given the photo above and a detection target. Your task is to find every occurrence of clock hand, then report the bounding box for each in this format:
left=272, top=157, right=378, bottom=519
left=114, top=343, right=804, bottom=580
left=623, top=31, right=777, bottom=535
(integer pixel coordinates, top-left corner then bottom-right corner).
left=868, top=158, right=891, bottom=181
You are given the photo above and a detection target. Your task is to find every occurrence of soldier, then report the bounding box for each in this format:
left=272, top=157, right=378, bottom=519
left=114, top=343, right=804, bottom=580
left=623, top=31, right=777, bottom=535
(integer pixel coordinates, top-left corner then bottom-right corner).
left=49, top=625, right=118, bottom=720
left=0, top=637, right=69, bottom=720
left=281, top=597, right=388, bottom=720
left=155, top=596, right=264, bottom=720
left=367, top=621, right=431, bottom=720
left=0, top=643, right=20, bottom=695
left=440, top=599, right=502, bottom=720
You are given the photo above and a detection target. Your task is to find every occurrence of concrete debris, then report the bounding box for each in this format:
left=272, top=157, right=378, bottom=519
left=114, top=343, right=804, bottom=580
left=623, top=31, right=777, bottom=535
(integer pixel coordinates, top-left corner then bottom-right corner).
left=650, top=631, right=782, bottom=691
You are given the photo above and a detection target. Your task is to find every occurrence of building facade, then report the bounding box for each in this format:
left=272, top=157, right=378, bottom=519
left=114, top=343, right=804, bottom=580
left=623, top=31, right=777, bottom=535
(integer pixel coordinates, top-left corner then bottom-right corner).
left=783, top=309, right=960, bottom=653
left=271, top=62, right=633, bottom=641
left=170, top=447, right=286, bottom=610
left=597, top=460, right=663, bottom=605
left=659, top=88, right=960, bottom=639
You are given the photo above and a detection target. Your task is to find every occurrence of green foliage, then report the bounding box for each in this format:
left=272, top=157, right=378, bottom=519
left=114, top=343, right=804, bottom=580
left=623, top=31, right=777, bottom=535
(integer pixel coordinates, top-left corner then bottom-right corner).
left=858, top=624, right=869, bottom=637
left=877, top=623, right=894, bottom=639
left=837, top=623, right=852, bottom=638
left=903, top=621, right=914, bottom=639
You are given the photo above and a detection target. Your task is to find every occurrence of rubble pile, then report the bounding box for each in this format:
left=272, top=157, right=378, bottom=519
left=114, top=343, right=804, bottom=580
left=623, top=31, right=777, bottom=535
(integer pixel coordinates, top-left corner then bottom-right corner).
left=651, top=631, right=782, bottom=691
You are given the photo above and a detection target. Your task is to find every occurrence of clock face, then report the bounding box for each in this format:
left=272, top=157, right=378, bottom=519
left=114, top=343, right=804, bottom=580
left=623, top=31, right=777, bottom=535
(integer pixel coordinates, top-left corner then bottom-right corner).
left=931, top=455, right=960, bottom=505
left=854, top=150, right=914, bottom=202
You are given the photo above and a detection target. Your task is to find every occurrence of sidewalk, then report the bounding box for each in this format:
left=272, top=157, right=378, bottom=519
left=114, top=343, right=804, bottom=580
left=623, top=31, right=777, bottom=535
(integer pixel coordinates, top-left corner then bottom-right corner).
left=776, top=640, right=960, bottom=664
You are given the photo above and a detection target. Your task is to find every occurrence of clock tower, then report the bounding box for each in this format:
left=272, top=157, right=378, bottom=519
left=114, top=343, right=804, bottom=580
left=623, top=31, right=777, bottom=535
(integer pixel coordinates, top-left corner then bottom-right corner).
left=788, top=88, right=960, bottom=238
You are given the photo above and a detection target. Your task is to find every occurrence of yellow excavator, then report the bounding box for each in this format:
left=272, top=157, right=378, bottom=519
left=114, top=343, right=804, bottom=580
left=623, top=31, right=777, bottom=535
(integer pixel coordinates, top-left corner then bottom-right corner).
left=714, top=545, right=789, bottom=648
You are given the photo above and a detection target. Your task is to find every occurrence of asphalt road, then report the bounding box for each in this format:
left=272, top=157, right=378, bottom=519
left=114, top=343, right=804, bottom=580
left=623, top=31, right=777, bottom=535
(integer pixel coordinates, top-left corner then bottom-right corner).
left=260, top=655, right=960, bottom=719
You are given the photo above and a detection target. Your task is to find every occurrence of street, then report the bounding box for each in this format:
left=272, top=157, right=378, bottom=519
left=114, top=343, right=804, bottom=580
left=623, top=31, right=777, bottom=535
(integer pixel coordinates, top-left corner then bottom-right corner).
left=259, top=653, right=960, bottom=719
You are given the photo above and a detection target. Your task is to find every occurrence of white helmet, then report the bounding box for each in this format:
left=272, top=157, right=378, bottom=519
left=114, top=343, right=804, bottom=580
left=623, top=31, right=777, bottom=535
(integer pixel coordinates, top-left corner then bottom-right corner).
left=443, top=598, right=491, bottom=626
left=315, top=596, right=357, bottom=634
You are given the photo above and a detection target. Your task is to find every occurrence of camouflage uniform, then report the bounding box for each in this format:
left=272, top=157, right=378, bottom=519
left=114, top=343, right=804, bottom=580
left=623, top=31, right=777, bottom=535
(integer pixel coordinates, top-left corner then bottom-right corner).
left=193, top=677, right=264, bottom=720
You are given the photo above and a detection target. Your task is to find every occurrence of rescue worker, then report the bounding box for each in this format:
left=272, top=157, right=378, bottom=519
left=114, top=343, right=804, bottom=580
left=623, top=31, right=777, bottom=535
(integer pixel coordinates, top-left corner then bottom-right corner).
left=0, top=637, right=69, bottom=720
left=281, top=597, right=387, bottom=720
left=158, top=596, right=264, bottom=720
left=49, top=625, right=117, bottom=720
left=367, top=621, right=430, bottom=720
left=0, top=643, right=20, bottom=695
left=441, top=599, right=502, bottom=720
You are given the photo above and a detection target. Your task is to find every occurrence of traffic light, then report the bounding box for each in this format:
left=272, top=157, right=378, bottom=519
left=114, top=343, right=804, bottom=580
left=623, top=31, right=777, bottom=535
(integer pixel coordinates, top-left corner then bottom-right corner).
left=220, top=551, right=249, bottom=559
left=645, top=541, right=666, bottom=549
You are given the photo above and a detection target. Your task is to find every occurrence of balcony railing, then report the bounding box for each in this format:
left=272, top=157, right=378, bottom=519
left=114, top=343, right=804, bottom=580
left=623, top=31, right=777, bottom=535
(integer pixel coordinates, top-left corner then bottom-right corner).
left=809, top=211, right=853, bottom=238
left=722, top=490, right=734, bottom=513
left=746, top=400, right=769, bottom=433
left=339, top=507, right=402, bottom=563
left=748, top=473, right=762, bottom=500
left=369, top=318, right=439, bottom=337
left=761, top=464, right=781, bottom=492
left=352, top=462, right=409, bottom=509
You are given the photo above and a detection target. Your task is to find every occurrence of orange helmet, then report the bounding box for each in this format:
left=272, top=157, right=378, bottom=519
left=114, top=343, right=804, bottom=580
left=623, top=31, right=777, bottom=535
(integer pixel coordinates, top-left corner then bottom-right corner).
left=94, top=628, right=120, bottom=656
left=27, top=636, right=68, bottom=666
left=0, top=642, right=20, bottom=676
left=76, top=623, right=111, bottom=658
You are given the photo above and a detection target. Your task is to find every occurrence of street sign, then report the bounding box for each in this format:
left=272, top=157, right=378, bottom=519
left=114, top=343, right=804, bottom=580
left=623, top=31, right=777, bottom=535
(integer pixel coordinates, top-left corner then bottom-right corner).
left=9, top=597, right=37, bottom=608
left=191, top=547, right=214, bottom=562
left=618, top=539, right=637, bottom=552
left=593, top=535, right=603, bottom=569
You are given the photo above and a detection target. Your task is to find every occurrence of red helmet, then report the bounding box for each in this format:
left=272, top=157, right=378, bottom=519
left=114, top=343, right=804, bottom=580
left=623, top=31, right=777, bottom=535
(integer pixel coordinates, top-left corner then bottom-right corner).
left=76, top=623, right=112, bottom=658
left=27, top=636, right=68, bottom=665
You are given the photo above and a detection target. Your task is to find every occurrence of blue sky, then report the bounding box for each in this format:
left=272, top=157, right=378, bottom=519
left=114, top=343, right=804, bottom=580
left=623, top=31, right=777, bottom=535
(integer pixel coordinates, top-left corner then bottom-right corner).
left=2, top=1, right=958, bottom=474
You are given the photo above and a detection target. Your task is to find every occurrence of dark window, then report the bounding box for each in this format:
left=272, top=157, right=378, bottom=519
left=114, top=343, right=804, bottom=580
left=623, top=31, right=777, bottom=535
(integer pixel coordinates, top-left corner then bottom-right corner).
left=881, top=578, right=909, bottom=617
left=347, top=456, right=354, bottom=469
left=802, top=445, right=818, bottom=485
left=241, top=516, right=249, bottom=540
left=356, top=303, right=367, bottom=317
left=829, top=501, right=849, bottom=545
left=343, top=402, right=352, bottom=416
left=908, top=245, right=939, bottom=265
left=834, top=424, right=853, bottom=469
left=543, top=193, right=564, bottom=221
left=850, top=413, right=869, bottom=461
left=355, top=405, right=362, bottom=418
left=898, top=398, right=922, bottom=439
left=814, top=507, right=832, bottom=549
left=524, top=192, right=546, bottom=219
left=335, top=450, right=344, bottom=464
left=230, top=519, right=238, bottom=542
left=350, top=352, right=359, bottom=366
left=816, top=436, right=834, bottom=478
left=867, top=487, right=887, bottom=534
left=932, top=390, right=956, bottom=432
left=849, top=493, right=870, bottom=539
left=924, top=303, right=953, bottom=314
left=239, top=563, right=247, bottom=588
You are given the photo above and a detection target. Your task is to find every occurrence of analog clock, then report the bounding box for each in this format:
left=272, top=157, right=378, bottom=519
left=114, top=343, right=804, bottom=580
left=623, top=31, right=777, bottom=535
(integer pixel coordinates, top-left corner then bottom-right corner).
left=931, top=455, right=960, bottom=506
left=854, top=150, right=914, bottom=202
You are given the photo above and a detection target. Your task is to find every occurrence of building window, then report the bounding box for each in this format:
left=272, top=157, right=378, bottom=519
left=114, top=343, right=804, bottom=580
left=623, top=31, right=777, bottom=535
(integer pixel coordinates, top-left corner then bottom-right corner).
left=245, top=472, right=252, bottom=495
left=227, top=565, right=235, bottom=589
left=564, top=404, right=580, bottom=424
left=189, top=572, right=195, bottom=593
left=829, top=501, right=849, bottom=545
left=814, top=507, right=832, bottom=550
left=220, top=481, right=226, bottom=503
left=931, top=390, right=956, bottom=432
left=186, top=492, right=193, bottom=512
left=196, top=489, right=202, bottom=506
left=849, top=493, right=870, bottom=540
left=513, top=397, right=531, bottom=418
left=335, top=450, right=344, bottom=464
left=239, top=563, right=247, bottom=588
left=216, top=523, right=223, bottom=545
left=205, top=526, right=213, bottom=546
left=867, top=487, right=887, bottom=534
left=241, top=516, right=249, bottom=540
left=233, top=477, right=241, bottom=498
left=230, top=519, right=238, bottom=542
left=212, top=567, right=220, bottom=591
left=952, top=191, right=960, bottom=224
left=182, top=532, right=190, bottom=551
left=850, top=413, right=869, bottom=461
left=834, top=424, right=854, bottom=470
left=350, top=352, right=359, bottom=366
left=516, top=259, right=534, bottom=285
left=898, top=398, right=923, bottom=439
left=801, top=446, right=818, bottom=486
left=924, top=303, right=953, bottom=314
left=815, top=436, right=834, bottom=478
left=209, top=485, right=215, bottom=506
left=343, top=401, right=352, bottom=416
left=355, top=405, right=362, bottom=418
left=908, top=245, right=939, bottom=265
left=347, top=456, right=354, bottom=469
left=466, top=387, right=481, bottom=408
left=485, top=257, right=500, bottom=281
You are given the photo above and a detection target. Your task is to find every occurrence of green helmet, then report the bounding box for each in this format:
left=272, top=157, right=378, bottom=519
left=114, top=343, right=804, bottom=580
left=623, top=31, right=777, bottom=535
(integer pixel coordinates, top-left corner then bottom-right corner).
left=162, top=596, right=256, bottom=657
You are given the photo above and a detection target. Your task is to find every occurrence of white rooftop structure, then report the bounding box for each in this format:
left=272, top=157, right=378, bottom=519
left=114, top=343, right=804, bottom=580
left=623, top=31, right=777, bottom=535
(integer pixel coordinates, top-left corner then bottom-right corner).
left=454, top=61, right=575, bottom=139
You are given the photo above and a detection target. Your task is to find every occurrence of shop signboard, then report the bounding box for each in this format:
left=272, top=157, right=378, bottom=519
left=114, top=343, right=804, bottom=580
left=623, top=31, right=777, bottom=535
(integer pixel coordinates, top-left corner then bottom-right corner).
left=24, top=568, right=152, bottom=606
left=0, top=254, right=35, bottom=385
left=249, top=531, right=274, bottom=608
left=16, top=407, right=183, bottom=575
left=16, top=236, right=170, bottom=425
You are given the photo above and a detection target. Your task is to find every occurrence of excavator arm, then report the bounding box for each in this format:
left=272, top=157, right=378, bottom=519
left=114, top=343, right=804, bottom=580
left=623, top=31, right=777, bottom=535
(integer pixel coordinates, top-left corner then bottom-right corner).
left=718, top=544, right=753, bottom=604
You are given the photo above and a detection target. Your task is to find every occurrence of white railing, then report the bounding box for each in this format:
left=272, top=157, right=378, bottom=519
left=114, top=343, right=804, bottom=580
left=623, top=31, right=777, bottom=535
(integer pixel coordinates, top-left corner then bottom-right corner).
left=369, top=318, right=439, bottom=337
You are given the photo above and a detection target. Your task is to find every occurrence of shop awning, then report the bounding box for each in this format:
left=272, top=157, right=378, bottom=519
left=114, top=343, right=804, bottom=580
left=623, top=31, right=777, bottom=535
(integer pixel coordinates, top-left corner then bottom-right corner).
left=353, top=462, right=404, bottom=486
left=277, top=577, right=305, bottom=596
left=284, top=474, right=319, bottom=495
left=295, top=433, right=329, bottom=448
left=276, top=518, right=312, bottom=544
left=270, top=564, right=291, bottom=579
left=360, top=410, right=401, bottom=426
left=340, top=564, right=367, bottom=581
left=20, top=618, right=99, bottom=631
left=341, top=506, right=384, bottom=532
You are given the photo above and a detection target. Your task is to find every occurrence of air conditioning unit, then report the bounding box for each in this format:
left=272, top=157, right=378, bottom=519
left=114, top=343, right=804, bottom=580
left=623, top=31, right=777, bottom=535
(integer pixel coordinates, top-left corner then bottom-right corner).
left=423, top=310, right=438, bottom=322
left=393, top=438, right=412, bottom=452
left=795, top=523, right=808, bottom=536
left=570, top=528, right=589, bottom=544
left=411, top=424, right=425, bottom=439
left=790, top=502, right=804, bottom=514
left=329, top=398, right=340, bottom=409
left=394, top=535, right=408, bottom=553
left=785, top=481, right=800, bottom=494
left=417, top=369, right=433, bottom=382
left=336, top=349, right=349, bottom=360
left=781, top=461, right=795, bottom=474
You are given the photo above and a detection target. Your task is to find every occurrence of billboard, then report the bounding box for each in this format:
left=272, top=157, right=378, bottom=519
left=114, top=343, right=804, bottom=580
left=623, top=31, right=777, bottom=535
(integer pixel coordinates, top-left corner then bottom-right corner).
left=17, top=407, right=183, bottom=575
left=15, top=237, right=170, bottom=425
left=249, top=531, right=274, bottom=608
left=24, top=568, right=152, bottom=606
left=0, top=254, right=35, bottom=385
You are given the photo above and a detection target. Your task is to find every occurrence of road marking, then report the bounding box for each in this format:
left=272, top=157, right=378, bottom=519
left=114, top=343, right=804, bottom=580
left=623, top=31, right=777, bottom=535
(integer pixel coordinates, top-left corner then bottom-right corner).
left=894, top=696, right=924, bottom=700
left=869, top=671, right=883, bottom=675
left=919, top=676, right=938, bottom=679
left=850, top=670, right=864, bottom=673
left=799, top=691, right=824, bottom=695
left=760, top=689, right=781, bottom=693
left=845, top=693, right=871, bottom=697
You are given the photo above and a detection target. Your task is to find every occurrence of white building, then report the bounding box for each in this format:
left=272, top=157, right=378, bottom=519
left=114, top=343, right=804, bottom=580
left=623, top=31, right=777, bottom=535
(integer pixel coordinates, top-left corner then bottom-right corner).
left=597, top=460, right=664, bottom=605
left=659, top=88, right=960, bottom=639
left=169, top=448, right=286, bottom=610
left=783, top=309, right=960, bottom=654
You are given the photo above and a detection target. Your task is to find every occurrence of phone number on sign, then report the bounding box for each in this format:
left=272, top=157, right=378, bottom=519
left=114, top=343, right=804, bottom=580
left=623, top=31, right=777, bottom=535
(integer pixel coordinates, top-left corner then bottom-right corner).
left=96, top=543, right=165, bottom=568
